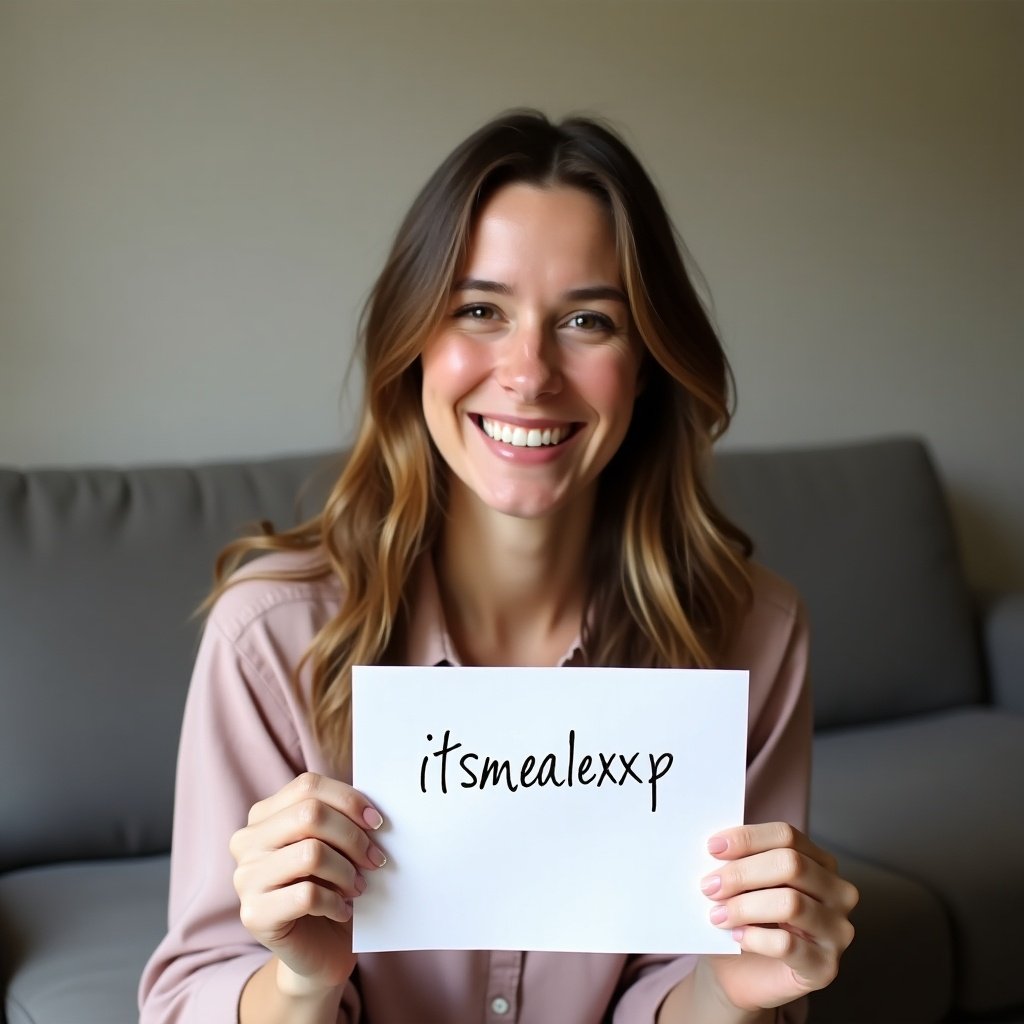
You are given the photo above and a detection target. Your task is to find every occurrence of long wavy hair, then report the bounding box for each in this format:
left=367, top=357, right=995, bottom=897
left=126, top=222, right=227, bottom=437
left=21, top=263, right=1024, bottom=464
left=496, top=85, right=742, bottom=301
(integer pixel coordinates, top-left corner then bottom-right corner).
left=209, top=110, right=752, bottom=763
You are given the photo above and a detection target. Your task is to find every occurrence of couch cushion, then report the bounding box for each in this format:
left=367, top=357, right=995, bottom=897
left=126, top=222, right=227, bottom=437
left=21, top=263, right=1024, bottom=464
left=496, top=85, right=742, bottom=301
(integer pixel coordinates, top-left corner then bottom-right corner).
left=0, top=855, right=169, bottom=1024
left=0, top=454, right=338, bottom=871
left=0, top=854, right=953, bottom=1024
left=810, top=708, right=1024, bottom=1014
left=713, top=437, right=982, bottom=728
left=806, top=850, right=953, bottom=1024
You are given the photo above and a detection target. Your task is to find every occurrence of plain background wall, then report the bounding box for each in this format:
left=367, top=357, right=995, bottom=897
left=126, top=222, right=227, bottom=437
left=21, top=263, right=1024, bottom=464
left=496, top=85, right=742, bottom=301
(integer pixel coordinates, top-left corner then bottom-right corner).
left=1, top=0, right=1021, bottom=592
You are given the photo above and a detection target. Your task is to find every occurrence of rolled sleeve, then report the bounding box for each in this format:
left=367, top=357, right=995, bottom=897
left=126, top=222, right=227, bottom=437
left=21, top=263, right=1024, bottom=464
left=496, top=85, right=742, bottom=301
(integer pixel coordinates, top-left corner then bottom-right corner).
left=138, top=589, right=360, bottom=1023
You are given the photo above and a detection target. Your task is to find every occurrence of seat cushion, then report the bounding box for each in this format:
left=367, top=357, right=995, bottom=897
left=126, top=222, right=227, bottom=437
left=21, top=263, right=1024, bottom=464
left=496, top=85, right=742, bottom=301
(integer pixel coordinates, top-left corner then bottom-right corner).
left=811, top=709, right=1024, bottom=1014
left=0, top=855, right=169, bottom=1024
left=807, top=850, right=953, bottom=1024
left=0, top=853, right=954, bottom=1024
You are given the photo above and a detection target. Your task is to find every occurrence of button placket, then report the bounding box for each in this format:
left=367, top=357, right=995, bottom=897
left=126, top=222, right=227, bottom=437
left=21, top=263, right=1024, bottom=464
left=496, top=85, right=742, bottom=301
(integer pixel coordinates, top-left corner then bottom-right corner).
left=485, top=950, right=522, bottom=1022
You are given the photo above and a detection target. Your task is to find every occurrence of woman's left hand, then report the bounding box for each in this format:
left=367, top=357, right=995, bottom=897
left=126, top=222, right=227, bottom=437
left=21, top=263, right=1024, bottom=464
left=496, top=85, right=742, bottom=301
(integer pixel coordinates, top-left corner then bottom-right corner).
left=697, top=822, right=859, bottom=1012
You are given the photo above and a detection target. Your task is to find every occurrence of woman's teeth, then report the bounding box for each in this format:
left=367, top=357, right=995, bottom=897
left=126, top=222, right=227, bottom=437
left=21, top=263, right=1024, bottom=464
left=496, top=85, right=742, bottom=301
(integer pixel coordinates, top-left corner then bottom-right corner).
left=480, top=417, right=570, bottom=448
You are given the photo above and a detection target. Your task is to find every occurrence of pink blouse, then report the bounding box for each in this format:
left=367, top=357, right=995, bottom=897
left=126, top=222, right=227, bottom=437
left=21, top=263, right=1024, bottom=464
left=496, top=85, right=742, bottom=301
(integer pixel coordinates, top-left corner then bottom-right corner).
left=139, top=551, right=811, bottom=1023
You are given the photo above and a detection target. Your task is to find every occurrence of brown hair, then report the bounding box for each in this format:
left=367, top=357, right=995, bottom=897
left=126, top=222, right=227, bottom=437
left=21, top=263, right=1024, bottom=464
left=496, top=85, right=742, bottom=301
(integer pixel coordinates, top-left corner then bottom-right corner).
left=209, top=110, right=752, bottom=761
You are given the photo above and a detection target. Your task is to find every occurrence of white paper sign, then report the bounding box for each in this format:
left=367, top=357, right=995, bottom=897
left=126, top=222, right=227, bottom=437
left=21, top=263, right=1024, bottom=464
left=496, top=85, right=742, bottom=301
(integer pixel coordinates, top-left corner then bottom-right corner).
left=352, top=666, right=747, bottom=955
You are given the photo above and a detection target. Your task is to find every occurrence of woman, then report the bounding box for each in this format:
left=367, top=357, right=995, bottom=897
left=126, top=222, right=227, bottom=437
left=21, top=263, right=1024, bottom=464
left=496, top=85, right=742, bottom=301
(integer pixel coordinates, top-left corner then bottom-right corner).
left=139, top=110, right=857, bottom=1024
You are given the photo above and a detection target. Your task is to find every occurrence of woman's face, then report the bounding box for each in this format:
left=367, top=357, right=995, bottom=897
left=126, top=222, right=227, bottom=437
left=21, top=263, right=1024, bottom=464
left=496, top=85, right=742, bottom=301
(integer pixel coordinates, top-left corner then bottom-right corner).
left=420, top=183, right=641, bottom=521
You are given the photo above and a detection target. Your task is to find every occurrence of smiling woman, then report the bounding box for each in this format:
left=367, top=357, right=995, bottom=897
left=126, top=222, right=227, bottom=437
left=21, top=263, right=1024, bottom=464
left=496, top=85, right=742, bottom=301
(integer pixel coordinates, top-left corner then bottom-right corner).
left=421, top=184, right=640, bottom=521
left=138, top=110, right=857, bottom=1024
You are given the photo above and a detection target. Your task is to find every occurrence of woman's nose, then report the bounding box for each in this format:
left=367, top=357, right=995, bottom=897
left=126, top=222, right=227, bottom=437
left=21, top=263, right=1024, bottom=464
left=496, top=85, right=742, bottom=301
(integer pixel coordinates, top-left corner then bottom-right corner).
left=494, top=322, right=563, bottom=403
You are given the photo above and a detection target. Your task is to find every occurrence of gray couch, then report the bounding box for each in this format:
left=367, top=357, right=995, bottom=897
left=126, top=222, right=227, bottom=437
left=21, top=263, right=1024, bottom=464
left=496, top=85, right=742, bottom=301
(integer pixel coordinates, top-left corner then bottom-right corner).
left=1, top=438, right=1021, bottom=1023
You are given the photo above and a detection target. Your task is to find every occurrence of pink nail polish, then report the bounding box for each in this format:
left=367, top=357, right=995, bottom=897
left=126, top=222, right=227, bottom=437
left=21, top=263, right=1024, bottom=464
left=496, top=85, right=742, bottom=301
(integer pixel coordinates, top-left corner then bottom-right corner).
left=700, top=875, right=722, bottom=896
left=708, top=837, right=728, bottom=855
left=363, top=807, right=384, bottom=830
left=710, top=905, right=728, bottom=925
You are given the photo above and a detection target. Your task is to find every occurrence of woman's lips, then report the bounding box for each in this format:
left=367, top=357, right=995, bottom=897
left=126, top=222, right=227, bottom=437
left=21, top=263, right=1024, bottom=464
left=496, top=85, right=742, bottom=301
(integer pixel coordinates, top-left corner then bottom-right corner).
left=478, top=415, right=574, bottom=448
left=471, top=414, right=582, bottom=462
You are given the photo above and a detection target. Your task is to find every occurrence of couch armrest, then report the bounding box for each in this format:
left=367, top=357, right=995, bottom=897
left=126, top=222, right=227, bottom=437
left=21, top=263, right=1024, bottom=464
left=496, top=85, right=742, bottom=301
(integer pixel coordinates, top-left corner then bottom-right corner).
left=984, top=592, right=1024, bottom=713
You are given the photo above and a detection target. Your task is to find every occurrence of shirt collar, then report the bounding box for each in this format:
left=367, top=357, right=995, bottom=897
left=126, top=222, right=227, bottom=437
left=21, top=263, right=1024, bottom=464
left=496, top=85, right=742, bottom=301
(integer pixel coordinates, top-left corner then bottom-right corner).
left=405, top=554, right=585, bottom=668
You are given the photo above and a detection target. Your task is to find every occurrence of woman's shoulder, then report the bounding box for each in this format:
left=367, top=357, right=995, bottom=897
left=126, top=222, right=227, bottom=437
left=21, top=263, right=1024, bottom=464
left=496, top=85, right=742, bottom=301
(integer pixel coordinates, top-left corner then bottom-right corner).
left=723, top=560, right=808, bottom=671
left=205, top=546, right=341, bottom=647
left=746, top=560, right=805, bottom=626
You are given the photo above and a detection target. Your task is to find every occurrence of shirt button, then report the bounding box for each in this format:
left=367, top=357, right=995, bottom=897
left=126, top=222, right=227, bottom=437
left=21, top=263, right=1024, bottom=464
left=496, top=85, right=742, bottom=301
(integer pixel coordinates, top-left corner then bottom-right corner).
left=491, top=995, right=510, bottom=1015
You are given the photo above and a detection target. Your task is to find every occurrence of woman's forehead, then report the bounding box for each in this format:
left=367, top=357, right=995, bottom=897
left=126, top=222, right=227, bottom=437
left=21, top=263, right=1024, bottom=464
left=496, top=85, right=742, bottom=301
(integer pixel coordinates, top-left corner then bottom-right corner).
left=459, top=183, right=622, bottom=292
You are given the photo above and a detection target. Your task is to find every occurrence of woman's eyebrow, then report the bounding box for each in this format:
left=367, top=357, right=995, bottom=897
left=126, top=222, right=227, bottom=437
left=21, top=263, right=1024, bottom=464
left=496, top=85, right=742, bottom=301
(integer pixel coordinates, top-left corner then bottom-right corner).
left=564, top=285, right=628, bottom=305
left=452, top=278, right=512, bottom=295
left=452, top=279, right=627, bottom=305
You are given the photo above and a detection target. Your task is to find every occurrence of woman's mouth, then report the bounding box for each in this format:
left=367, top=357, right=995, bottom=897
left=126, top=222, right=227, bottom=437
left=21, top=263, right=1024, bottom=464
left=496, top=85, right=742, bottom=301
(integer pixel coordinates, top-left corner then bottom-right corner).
left=475, top=415, right=579, bottom=448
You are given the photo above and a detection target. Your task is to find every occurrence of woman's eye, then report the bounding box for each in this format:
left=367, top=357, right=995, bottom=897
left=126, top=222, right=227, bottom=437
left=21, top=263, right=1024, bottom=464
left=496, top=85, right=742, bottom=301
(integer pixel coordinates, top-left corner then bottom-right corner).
left=455, top=304, right=498, bottom=321
left=564, top=312, right=614, bottom=332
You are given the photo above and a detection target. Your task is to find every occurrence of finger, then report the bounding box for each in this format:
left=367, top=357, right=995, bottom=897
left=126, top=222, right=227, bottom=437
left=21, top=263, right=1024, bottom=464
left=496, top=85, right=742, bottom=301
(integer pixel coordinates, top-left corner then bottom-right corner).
left=234, top=838, right=368, bottom=901
left=234, top=797, right=388, bottom=873
left=731, top=924, right=844, bottom=990
left=239, top=880, right=353, bottom=943
left=710, top=887, right=854, bottom=955
left=701, top=847, right=859, bottom=910
left=247, top=772, right=385, bottom=832
left=708, top=822, right=836, bottom=872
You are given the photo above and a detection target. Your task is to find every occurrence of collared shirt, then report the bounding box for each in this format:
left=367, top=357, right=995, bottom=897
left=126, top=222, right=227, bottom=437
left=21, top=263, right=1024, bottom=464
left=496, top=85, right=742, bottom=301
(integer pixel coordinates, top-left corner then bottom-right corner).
left=139, top=549, right=811, bottom=1024
left=403, top=550, right=585, bottom=669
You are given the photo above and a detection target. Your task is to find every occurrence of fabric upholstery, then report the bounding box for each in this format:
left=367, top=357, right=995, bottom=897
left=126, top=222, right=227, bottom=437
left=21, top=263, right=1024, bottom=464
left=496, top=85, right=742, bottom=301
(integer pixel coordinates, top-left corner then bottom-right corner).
left=0, top=454, right=337, bottom=872
left=811, top=708, right=1024, bottom=1013
left=806, top=850, right=953, bottom=1024
left=712, top=438, right=983, bottom=728
left=0, top=856, right=168, bottom=1024
left=985, top=593, right=1024, bottom=713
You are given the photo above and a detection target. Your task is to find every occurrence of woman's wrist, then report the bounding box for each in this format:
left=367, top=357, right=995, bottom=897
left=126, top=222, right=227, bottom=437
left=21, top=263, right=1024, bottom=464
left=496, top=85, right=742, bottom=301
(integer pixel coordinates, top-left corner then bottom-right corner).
left=703, top=957, right=778, bottom=1021
left=658, top=960, right=776, bottom=1024
left=274, top=955, right=354, bottom=1000
left=241, top=955, right=351, bottom=1024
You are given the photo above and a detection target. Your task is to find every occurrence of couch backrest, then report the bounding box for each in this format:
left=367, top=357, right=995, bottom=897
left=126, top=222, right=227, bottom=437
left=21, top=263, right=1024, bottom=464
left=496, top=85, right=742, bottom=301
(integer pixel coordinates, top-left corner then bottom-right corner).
left=0, top=438, right=984, bottom=871
left=711, top=437, right=983, bottom=729
left=0, top=453, right=339, bottom=872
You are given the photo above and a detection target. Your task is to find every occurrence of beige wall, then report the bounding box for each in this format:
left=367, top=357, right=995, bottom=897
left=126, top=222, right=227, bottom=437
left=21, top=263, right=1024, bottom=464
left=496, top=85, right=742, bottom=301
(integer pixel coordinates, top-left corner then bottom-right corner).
left=1, top=1, right=1021, bottom=591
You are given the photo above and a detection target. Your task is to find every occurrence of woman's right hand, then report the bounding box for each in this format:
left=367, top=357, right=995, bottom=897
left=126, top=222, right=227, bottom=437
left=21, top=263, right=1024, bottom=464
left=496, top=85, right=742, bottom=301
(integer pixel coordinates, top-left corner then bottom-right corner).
left=229, top=772, right=388, bottom=995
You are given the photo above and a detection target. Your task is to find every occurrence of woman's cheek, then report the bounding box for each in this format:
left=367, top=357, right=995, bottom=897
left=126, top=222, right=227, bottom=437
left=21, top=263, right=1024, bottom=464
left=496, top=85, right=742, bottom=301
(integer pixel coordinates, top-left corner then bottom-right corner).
left=422, top=333, right=491, bottom=395
left=568, top=347, right=642, bottom=414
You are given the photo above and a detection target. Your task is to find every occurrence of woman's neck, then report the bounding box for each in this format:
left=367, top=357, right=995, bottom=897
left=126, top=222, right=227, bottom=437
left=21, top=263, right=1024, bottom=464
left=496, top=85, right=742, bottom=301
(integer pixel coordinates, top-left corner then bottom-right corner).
left=434, top=482, right=595, bottom=667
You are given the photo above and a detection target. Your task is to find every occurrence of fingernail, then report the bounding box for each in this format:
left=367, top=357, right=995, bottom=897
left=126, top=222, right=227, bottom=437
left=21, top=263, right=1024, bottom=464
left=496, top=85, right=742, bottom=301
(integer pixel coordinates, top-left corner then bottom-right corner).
left=363, top=807, right=384, bottom=830
left=700, top=875, right=722, bottom=896
left=708, top=837, right=728, bottom=855
left=710, top=904, right=728, bottom=925
left=368, top=845, right=388, bottom=868
left=732, top=927, right=745, bottom=942
left=354, top=873, right=367, bottom=894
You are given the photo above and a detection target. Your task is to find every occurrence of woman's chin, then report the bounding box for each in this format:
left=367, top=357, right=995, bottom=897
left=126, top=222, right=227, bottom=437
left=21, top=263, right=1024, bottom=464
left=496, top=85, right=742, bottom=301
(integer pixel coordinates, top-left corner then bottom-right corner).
left=474, top=482, right=592, bottom=523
